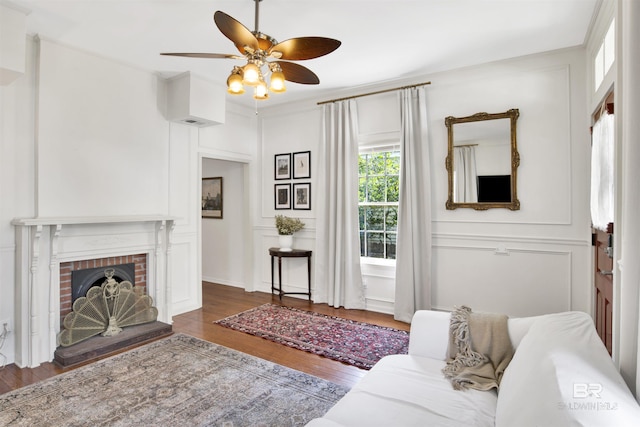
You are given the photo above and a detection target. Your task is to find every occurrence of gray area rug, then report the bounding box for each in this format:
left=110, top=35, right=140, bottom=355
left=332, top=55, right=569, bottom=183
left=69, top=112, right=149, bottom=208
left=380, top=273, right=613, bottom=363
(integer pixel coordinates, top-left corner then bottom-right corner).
left=0, top=334, right=349, bottom=426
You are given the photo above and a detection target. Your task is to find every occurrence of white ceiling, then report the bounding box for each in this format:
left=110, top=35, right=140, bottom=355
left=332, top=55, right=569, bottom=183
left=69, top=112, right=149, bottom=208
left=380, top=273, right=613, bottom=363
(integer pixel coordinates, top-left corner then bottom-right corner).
left=8, top=0, right=600, bottom=107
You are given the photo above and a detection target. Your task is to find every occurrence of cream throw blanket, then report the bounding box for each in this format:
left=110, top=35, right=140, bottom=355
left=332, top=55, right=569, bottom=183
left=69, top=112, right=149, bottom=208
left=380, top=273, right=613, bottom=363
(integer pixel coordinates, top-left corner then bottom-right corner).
left=442, top=306, right=514, bottom=391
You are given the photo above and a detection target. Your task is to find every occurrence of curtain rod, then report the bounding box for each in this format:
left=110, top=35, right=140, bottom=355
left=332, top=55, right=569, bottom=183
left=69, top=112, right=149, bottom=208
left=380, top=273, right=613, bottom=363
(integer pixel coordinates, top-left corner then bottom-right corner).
left=317, top=81, right=431, bottom=105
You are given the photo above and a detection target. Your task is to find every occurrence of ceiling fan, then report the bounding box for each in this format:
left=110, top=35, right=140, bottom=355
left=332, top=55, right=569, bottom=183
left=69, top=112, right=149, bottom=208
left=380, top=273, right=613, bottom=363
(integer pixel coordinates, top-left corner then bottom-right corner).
left=161, top=0, right=341, bottom=100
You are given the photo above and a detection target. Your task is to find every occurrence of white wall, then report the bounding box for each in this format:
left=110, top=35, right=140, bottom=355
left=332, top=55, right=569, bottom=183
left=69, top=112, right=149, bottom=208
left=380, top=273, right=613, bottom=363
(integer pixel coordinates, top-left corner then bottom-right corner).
left=163, top=102, right=259, bottom=316
left=167, top=124, right=200, bottom=315
left=430, top=49, right=591, bottom=317
left=35, top=39, right=169, bottom=217
left=255, top=46, right=592, bottom=318
left=254, top=105, right=320, bottom=299
left=0, top=33, right=36, bottom=367
left=198, top=105, right=258, bottom=292
left=0, top=36, right=256, bottom=365
left=617, top=0, right=640, bottom=395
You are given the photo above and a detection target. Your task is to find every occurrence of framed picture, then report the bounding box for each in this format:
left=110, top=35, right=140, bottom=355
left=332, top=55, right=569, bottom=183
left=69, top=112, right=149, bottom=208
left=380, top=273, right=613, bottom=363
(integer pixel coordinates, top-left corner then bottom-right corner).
left=274, top=183, right=291, bottom=210
left=202, top=177, right=223, bottom=218
left=274, top=153, right=291, bottom=180
left=293, top=183, right=311, bottom=210
left=293, top=151, right=311, bottom=179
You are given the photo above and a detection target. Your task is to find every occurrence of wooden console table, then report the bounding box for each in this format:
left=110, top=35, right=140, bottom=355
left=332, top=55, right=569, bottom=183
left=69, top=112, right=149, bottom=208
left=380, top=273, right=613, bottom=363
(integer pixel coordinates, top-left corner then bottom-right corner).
left=269, top=247, right=312, bottom=300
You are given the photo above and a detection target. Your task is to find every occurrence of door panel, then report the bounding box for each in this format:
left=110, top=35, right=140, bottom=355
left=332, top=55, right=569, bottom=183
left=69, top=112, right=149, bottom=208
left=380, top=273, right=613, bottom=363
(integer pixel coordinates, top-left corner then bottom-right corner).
left=594, top=226, right=613, bottom=355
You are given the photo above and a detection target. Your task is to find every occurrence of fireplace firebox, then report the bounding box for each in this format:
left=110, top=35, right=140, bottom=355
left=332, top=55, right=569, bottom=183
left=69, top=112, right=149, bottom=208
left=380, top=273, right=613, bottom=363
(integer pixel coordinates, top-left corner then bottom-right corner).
left=60, top=254, right=147, bottom=324
left=71, top=263, right=135, bottom=303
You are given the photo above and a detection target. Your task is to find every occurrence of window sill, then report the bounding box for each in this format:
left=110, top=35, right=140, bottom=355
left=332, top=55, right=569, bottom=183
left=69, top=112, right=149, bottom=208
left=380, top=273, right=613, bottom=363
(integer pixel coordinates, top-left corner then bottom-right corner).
left=360, top=257, right=396, bottom=267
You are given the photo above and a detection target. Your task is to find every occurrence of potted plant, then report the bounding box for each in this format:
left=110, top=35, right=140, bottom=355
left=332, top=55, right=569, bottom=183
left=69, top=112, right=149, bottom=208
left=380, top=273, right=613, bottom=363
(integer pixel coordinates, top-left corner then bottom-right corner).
left=275, top=215, right=305, bottom=251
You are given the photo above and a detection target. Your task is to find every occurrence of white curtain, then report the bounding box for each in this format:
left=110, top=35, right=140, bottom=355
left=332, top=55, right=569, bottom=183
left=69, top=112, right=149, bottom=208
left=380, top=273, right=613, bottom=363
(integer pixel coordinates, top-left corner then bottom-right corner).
left=394, top=87, right=432, bottom=322
left=315, top=100, right=365, bottom=309
left=590, top=110, right=615, bottom=231
left=453, top=146, right=478, bottom=203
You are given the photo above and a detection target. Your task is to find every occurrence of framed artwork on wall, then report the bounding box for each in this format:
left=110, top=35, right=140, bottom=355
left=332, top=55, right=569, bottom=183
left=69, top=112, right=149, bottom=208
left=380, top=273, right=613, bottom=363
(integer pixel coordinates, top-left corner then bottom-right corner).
left=293, top=183, right=311, bottom=210
left=293, top=151, right=311, bottom=179
left=274, top=153, right=291, bottom=180
left=202, top=177, right=223, bottom=218
left=274, top=183, right=291, bottom=209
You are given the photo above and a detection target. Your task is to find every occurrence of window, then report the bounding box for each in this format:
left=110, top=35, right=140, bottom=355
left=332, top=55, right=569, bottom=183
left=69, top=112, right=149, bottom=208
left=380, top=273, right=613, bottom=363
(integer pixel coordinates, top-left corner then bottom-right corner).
left=594, top=19, right=615, bottom=91
left=358, top=150, right=399, bottom=260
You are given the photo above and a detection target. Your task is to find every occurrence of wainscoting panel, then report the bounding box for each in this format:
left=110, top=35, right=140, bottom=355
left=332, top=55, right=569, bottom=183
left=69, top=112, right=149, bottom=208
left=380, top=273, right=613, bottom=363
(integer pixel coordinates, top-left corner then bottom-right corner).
left=432, top=244, right=572, bottom=317
left=361, top=261, right=396, bottom=315
left=170, top=233, right=200, bottom=315
left=0, top=245, right=16, bottom=364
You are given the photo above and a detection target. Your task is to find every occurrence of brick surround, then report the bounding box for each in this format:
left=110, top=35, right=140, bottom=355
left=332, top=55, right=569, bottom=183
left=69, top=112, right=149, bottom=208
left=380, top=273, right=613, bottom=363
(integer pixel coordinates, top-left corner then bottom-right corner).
left=60, top=254, right=147, bottom=323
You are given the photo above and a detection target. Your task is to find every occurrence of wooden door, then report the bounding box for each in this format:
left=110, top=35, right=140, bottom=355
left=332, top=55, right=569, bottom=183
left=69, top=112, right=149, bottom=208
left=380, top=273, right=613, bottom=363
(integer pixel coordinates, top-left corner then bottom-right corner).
left=593, top=224, right=613, bottom=355
left=591, top=94, right=614, bottom=355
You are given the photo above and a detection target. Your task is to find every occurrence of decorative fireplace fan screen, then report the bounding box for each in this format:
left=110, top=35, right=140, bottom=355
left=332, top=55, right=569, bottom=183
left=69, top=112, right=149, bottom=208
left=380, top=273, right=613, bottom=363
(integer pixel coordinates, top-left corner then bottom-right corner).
left=58, top=268, right=158, bottom=347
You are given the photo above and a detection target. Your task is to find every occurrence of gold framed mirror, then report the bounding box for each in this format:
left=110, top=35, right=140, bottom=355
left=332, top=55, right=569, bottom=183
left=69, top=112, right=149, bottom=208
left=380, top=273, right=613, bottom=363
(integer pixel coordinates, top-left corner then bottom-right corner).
left=445, top=108, right=520, bottom=210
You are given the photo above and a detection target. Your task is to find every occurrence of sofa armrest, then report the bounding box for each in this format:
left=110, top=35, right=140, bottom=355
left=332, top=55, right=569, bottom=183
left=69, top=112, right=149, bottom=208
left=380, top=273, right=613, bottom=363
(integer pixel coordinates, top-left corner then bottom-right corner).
left=408, top=310, right=451, bottom=360
left=506, top=316, right=540, bottom=348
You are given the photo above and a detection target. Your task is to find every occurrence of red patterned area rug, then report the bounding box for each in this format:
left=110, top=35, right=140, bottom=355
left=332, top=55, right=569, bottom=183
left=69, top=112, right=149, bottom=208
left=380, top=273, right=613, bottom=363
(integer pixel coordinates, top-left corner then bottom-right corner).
left=215, top=304, right=409, bottom=369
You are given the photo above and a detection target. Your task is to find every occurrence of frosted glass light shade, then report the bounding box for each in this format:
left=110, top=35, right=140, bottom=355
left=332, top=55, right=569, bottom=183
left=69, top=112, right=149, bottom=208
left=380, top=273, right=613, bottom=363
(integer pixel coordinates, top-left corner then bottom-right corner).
left=254, top=81, right=269, bottom=100
left=242, top=63, right=261, bottom=86
left=269, top=71, right=286, bottom=93
left=226, top=73, right=245, bottom=94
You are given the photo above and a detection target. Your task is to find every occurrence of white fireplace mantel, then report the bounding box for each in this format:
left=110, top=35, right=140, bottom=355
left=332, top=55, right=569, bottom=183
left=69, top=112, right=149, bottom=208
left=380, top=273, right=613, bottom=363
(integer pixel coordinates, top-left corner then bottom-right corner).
left=12, top=215, right=177, bottom=368
left=12, top=215, right=178, bottom=227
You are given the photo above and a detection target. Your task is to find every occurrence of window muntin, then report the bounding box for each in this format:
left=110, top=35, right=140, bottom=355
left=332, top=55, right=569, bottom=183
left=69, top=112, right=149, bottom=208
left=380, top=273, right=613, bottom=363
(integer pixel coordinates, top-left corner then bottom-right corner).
left=358, top=150, right=399, bottom=260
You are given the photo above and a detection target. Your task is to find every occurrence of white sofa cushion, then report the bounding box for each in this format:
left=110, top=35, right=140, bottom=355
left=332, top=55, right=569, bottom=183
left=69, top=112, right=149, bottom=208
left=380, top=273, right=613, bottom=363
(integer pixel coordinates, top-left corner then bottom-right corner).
left=313, top=354, right=498, bottom=427
left=408, top=310, right=451, bottom=360
left=496, top=311, right=640, bottom=427
left=408, top=310, right=545, bottom=362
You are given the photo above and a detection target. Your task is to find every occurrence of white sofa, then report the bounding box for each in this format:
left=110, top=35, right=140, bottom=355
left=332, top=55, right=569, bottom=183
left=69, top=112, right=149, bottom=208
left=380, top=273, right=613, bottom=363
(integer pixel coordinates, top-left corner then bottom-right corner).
left=307, top=310, right=640, bottom=426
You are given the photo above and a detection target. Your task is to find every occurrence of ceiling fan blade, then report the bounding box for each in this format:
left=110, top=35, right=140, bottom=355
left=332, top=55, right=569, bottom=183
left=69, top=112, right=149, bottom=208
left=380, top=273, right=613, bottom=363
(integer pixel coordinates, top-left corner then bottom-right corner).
left=276, top=61, right=320, bottom=85
left=214, top=11, right=259, bottom=54
left=269, top=37, right=341, bottom=60
left=161, top=52, right=243, bottom=60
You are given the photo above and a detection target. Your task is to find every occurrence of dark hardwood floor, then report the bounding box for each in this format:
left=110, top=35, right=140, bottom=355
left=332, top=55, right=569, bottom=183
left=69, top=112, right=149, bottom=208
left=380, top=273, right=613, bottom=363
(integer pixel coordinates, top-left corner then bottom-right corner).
left=0, top=282, right=409, bottom=394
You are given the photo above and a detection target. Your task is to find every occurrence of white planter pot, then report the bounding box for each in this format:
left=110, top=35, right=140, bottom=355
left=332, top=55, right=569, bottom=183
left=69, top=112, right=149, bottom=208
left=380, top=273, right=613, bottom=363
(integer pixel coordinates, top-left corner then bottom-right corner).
left=278, top=234, right=293, bottom=251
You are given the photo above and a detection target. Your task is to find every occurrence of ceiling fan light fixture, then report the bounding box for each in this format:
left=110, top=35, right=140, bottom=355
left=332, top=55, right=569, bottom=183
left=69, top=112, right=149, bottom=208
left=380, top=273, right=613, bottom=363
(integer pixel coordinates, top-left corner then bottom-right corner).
left=269, top=71, right=286, bottom=93
left=268, top=62, right=286, bottom=93
left=254, top=79, right=269, bottom=100
left=227, top=67, right=245, bottom=94
left=161, top=0, right=341, bottom=102
left=242, top=61, right=261, bottom=86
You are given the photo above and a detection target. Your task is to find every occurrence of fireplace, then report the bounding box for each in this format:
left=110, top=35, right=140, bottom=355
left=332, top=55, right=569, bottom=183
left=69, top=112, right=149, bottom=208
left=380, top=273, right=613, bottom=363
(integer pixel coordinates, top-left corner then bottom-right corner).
left=12, top=216, right=176, bottom=368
